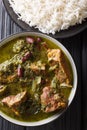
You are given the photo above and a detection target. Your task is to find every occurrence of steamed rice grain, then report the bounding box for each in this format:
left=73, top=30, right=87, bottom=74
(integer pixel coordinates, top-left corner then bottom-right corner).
left=8, top=0, right=87, bottom=34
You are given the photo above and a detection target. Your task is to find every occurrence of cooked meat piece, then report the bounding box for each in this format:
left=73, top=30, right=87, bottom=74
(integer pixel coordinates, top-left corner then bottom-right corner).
left=41, top=86, right=67, bottom=113
left=29, top=61, right=45, bottom=71
left=26, top=37, right=35, bottom=44
left=47, top=49, right=62, bottom=62
left=2, top=91, right=27, bottom=107
left=55, top=66, right=68, bottom=84
left=24, top=61, right=45, bottom=76
left=47, top=49, right=71, bottom=84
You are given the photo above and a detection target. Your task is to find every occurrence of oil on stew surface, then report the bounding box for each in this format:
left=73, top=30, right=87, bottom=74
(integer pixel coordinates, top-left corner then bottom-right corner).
left=0, top=35, right=73, bottom=121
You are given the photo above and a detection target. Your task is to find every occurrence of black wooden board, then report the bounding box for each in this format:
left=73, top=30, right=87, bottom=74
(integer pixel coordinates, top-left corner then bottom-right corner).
left=0, top=0, right=87, bottom=129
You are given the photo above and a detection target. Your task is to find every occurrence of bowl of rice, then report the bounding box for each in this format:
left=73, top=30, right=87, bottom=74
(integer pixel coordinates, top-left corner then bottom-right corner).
left=2, top=0, right=87, bottom=38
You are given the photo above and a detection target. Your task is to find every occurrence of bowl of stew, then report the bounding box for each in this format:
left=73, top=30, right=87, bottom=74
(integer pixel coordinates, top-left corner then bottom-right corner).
left=0, top=32, right=77, bottom=126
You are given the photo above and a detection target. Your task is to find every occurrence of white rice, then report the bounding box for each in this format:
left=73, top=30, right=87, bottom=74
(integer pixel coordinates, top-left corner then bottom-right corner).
left=8, top=0, right=87, bottom=34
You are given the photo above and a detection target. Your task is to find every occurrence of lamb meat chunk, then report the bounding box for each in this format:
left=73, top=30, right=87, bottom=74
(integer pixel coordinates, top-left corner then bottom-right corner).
left=2, top=91, right=27, bottom=107
left=29, top=61, right=45, bottom=71
left=28, top=61, right=45, bottom=75
left=41, top=86, right=67, bottom=113
left=47, top=49, right=71, bottom=84
left=55, top=66, right=68, bottom=84
left=47, top=49, right=62, bottom=62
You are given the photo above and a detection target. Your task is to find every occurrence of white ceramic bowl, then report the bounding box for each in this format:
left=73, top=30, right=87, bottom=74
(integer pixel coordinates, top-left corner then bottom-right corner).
left=0, top=32, right=77, bottom=126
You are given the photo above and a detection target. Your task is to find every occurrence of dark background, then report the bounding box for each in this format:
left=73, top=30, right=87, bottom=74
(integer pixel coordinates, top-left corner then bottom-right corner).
left=0, top=0, right=87, bottom=130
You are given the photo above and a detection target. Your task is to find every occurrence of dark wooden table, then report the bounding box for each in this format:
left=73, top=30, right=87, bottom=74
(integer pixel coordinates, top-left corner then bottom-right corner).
left=0, top=0, right=87, bottom=130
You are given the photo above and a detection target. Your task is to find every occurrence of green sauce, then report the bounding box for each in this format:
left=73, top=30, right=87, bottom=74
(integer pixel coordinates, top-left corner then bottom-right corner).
left=0, top=36, right=73, bottom=122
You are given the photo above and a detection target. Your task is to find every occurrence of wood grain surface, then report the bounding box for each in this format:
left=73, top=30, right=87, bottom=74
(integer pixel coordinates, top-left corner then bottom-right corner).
left=0, top=0, right=87, bottom=129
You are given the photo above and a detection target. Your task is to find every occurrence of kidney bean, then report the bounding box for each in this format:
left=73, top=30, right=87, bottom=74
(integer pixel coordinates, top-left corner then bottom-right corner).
left=17, top=65, right=23, bottom=77
left=22, top=52, right=32, bottom=62
left=26, top=37, right=35, bottom=44
left=41, top=79, right=46, bottom=85
left=36, top=37, right=42, bottom=43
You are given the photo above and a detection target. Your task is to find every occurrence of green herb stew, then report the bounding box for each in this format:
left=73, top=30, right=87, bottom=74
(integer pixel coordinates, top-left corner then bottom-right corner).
left=0, top=36, right=73, bottom=122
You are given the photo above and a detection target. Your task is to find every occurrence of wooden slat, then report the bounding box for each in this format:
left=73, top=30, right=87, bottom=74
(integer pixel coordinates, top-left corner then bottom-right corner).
left=1, top=119, right=25, bottom=130
left=0, top=1, right=25, bottom=130
left=0, top=0, right=22, bottom=40
left=0, top=117, right=2, bottom=130
left=82, top=29, right=87, bottom=130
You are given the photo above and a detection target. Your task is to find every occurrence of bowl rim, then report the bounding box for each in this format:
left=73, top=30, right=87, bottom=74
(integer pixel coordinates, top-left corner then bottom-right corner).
left=0, top=32, right=77, bottom=126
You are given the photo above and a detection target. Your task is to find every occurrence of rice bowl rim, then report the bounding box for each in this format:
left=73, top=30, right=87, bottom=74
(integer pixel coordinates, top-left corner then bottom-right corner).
left=2, top=0, right=87, bottom=38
